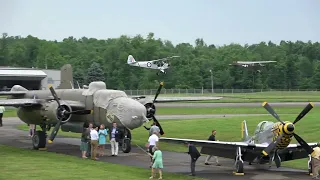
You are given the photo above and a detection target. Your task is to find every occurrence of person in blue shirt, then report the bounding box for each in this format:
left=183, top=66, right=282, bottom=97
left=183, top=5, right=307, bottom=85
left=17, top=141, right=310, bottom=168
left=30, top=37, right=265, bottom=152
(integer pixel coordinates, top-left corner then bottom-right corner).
left=98, top=124, right=108, bottom=156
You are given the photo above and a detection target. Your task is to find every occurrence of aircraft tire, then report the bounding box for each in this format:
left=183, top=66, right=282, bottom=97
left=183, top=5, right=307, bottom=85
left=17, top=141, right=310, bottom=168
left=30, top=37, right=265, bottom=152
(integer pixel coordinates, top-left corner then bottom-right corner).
left=236, top=161, right=244, bottom=173
left=121, top=138, right=131, bottom=153
left=32, top=131, right=46, bottom=150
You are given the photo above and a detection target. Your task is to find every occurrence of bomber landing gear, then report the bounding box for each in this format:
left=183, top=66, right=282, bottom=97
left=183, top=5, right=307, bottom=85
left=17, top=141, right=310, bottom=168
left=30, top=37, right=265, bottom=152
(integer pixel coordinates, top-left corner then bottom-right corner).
left=32, top=124, right=47, bottom=150
left=120, top=128, right=132, bottom=153
left=234, top=147, right=244, bottom=175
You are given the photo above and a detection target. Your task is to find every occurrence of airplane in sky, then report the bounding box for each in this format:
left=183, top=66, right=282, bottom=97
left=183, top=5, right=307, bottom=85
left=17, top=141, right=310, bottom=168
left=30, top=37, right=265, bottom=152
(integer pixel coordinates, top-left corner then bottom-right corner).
left=127, top=55, right=180, bottom=75
left=230, top=61, right=276, bottom=67
left=160, top=102, right=319, bottom=175
left=0, top=64, right=222, bottom=152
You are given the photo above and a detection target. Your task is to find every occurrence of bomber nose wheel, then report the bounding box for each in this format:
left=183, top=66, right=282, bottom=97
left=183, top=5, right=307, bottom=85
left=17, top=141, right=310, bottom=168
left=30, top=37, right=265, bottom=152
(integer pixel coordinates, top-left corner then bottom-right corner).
left=121, top=128, right=132, bottom=153
left=32, top=131, right=46, bottom=150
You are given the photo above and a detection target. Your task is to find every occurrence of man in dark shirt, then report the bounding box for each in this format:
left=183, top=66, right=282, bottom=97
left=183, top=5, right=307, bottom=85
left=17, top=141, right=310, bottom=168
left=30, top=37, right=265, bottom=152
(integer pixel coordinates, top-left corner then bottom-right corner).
left=185, top=142, right=201, bottom=176
left=204, top=130, right=221, bottom=166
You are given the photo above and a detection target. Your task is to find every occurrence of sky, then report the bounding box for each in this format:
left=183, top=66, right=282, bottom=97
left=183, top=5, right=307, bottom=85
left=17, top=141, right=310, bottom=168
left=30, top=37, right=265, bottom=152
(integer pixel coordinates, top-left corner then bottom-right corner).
left=1, top=0, right=319, bottom=46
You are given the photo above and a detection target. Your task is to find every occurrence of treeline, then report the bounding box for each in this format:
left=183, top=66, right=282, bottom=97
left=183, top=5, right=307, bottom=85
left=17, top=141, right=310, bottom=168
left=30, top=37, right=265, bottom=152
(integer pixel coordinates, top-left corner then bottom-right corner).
left=1, top=32, right=320, bottom=90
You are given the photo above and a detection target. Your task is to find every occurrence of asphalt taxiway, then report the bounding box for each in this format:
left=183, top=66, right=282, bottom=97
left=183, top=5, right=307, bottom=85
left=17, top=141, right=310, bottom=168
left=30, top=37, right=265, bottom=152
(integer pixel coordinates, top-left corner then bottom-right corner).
left=0, top=117, right=312, bottom=180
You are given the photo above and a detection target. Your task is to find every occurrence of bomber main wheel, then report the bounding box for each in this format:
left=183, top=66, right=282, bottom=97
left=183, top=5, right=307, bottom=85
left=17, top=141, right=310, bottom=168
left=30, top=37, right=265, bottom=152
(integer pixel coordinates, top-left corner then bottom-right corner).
left=32, top=131, right=46, bottom=150
left=122, top=138, right=132, bottom=153
left=236, top=161, right=244, bottom=173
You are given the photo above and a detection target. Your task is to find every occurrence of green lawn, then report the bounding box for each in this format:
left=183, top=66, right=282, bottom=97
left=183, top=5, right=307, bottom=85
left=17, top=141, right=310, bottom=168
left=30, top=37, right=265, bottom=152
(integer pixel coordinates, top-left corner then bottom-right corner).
left=0, top=145, right=203, bottom=180
left=16, top=110, right=319, bottom=170
left=3, top=109, right=17, bottom=117
left=156, top=106, right=309, bottom=115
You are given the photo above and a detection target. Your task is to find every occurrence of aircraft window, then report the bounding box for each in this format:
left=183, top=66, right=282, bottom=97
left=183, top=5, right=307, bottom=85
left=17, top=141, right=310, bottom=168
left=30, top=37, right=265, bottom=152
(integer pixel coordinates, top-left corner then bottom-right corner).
left=259, top=122, right=266, bottom=132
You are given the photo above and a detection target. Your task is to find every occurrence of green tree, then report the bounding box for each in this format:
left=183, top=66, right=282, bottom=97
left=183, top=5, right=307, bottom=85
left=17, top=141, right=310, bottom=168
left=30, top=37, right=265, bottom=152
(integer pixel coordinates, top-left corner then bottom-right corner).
left=85, top=62, right=105, bottom=84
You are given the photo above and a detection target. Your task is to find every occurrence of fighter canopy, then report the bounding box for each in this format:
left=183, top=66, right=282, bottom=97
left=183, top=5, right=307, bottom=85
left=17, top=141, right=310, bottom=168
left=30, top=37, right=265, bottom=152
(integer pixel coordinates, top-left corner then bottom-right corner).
left=261, top=102, right=315, bottom=156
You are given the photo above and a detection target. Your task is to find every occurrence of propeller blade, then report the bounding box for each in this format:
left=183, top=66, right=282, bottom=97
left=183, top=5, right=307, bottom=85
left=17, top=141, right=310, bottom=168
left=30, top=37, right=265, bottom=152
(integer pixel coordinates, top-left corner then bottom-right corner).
left=152, top=115, right=164, bottom=135
left=48, top=121, right=61, bottom=143
left=293, top=102, right=314, bottom=124
left=49, top=86, right=61, bottom=107
left=293, top=133, right=314, bottom=154
left=262, top=102, right=285, bottom=124
left=153, top=82, right=164, bottom=103
left=262, top=134, right=283, bottom=156
left=66, top=109, right=93, bottom=115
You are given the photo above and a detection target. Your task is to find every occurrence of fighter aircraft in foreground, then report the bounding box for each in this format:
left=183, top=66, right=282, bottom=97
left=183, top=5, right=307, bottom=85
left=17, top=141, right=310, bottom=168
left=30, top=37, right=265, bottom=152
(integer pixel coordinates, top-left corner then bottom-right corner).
left=0, top=64, right=222, bottom=153
left=160, top=102, right=319, bottom=175
left=127, top=55, right=180, bottom=75
left=229, top=61, right=276, bottom=67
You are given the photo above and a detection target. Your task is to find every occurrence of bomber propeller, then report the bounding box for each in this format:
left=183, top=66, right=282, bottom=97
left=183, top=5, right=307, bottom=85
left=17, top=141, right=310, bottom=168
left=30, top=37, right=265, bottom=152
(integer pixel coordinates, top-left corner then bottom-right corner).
left=261, top=102, right=315, bottom=157
left=145, top=82, right=165, bottom=135
left=48, top=86, right=92, bottom=143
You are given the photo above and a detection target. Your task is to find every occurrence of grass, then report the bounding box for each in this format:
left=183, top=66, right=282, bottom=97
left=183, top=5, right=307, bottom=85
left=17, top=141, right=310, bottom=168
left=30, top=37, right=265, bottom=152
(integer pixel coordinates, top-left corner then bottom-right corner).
left=0, top=145, right=203, bottom=180
left=156, top=106, right=309, bottom=115
left=16, top=109, right=320, bottom=170
left=3, top=109, right=17, bottom=117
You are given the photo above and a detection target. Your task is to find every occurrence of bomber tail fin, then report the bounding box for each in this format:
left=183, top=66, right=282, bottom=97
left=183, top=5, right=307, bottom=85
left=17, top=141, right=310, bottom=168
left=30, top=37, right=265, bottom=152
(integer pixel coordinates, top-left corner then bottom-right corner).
left=57, top=64, right=73, bottom=89
left=127, top=55, right=136, bottom=64
left=241, top=120, right=250, bottom=141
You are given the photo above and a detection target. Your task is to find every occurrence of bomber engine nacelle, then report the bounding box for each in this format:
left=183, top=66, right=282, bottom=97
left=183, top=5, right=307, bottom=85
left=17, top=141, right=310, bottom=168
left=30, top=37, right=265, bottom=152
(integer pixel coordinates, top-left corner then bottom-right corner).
left=43, top=100, right=72, bottom=124
left=135, top=98, right=156, bottom=119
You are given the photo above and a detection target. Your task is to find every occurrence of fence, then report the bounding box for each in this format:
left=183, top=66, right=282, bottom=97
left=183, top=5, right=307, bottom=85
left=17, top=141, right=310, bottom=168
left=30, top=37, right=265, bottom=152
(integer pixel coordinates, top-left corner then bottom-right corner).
left=122, top=89, right=320, bottom=96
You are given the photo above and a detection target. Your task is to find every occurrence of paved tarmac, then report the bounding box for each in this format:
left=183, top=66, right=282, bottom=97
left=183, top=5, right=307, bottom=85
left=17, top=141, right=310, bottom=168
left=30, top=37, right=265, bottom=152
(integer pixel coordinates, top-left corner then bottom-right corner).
left=156, top=102, right=320, bottom=108
left=0, top=117, right=312, bottom=180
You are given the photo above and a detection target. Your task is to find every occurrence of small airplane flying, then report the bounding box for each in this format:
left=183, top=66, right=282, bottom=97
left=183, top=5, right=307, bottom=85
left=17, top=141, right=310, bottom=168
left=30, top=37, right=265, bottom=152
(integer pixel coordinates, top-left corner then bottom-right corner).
left=127, top=55, right=180, bottom=75
left=0, top=64, right=222, bottom=153
left=230, top=61, right=276, bottom=67
left=160, top=102, right=319, bottom=175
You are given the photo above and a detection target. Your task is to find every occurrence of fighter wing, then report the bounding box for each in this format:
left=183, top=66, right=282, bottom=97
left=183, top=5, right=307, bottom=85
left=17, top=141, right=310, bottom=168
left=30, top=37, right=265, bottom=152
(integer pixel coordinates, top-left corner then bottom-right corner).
left=0, top=99, right=43, bottom=106
left=154, top=97, right=223, bottom=102
left=279, top=143, right=319, bottom=161
left=160, top=137, right=266, bottom=159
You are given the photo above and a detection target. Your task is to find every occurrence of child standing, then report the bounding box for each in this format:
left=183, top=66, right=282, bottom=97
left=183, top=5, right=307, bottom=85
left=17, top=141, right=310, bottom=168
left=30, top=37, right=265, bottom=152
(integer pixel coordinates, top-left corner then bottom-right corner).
left=150, top=146, right=163, bottom=179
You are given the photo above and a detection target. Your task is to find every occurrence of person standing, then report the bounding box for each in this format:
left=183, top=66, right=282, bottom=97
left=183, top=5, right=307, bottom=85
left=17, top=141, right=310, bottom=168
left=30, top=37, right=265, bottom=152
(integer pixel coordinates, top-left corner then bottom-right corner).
left=144, top=122, right=160, bottom=136
left=311, top=147, right=320, bottom=179
left=149, top=146, right=163, bottom=179
left=204, top=130, right=221, bottom=166
left=148, top=131, right=159, bottom=168
left=98, top=124, right=108, bottom=156
left=29, top=124, right=36, bottom=137
left=185, top=142, right=201, bottom=176
left=90, top=125, right=99, bottom=160
left=109, top=122, right=120, bottom=156
left=86, top=123, right=93, bottom=157
left=80, top=126, right=90, bottom=158
left=0, top=106, right=5, bottom=127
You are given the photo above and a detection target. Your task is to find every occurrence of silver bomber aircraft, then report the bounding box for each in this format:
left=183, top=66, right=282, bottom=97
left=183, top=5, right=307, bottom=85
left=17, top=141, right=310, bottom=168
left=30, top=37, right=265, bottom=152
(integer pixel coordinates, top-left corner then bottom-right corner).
left=160, top=102, right=319, bottom=175
left=0, top=64, right=222, bottom=153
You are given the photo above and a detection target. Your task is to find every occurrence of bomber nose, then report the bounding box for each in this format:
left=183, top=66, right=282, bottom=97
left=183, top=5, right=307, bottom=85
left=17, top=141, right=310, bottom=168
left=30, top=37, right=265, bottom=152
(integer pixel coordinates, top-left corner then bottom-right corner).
left=121, top=98, right=148, bottom=129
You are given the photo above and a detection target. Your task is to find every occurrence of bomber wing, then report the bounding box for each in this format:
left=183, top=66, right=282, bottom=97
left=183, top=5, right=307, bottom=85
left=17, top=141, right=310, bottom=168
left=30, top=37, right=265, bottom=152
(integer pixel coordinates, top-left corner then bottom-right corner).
left=0, top=99, right=86, bottom=109
left=0, top=91, right=26, bottom=96
left=0, top=99, right=43, bottom=106
left=160, top=137, right=266, bottom=159
left=154, top=97, right=223, bottom=102
left=130, top=96, right=223, bottom=102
